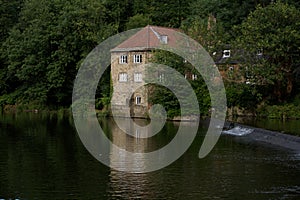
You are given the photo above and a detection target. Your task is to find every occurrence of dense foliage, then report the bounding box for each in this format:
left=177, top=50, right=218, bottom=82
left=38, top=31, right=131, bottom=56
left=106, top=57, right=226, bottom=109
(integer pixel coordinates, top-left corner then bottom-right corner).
left=234, top=1, right=300, bottom=102
left=0, top=0, right=117, bottom=107
left=0, top=0, right=299, bottom=118
left=148, top=51, right=210, bottom=118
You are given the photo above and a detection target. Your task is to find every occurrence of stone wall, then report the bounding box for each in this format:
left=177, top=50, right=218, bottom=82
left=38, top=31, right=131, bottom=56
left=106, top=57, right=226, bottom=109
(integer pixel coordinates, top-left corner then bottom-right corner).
left=111, top=51, right=152, bottom=117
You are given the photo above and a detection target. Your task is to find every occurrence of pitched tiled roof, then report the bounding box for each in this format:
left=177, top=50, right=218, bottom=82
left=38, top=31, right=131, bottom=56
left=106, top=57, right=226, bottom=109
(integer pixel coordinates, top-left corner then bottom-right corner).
left=111, top=25, right=180, bottom=52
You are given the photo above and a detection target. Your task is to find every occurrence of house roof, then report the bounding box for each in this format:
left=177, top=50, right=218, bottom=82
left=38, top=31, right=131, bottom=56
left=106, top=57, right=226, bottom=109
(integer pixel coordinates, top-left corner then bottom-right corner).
left=111, top=25, right=180, bottom=52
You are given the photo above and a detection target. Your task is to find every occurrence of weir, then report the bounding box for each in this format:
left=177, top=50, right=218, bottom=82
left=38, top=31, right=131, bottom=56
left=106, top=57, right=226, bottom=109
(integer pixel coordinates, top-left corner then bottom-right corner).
left=222, top=123, right=300, bottom=152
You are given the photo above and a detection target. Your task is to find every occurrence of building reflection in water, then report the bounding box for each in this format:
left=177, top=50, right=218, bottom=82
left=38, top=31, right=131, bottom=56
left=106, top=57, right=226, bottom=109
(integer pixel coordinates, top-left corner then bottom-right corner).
left=108, top=118, right=153, bottom=199
left=109, top=118, right=151, bottom=172
left=107, top=118, right=200, bottom=199
left=108, top=118, right=199, bottom=172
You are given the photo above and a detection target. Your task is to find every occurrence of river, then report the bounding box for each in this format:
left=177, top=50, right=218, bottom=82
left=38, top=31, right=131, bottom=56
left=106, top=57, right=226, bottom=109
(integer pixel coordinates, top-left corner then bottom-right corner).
left=0, top=112, right=299, bottom=199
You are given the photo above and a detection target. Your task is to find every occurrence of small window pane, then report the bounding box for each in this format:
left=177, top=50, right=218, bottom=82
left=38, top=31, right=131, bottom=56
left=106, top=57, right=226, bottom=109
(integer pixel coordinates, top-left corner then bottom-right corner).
left=160, top=35, right=168, bottom=44
left=134, top=73, right=142, bottom=82
left=158, top=73, right=165, bottom=82
left=192, top=74, right=197, bottom=80
left=136, top=96, right=141, bottom=105
left=119, top=73, right=128, bottom=82
left=120, top=55, right=127, bottom=64
left=223, top=50, right=230, bottom=58
left=134, top=55, right=142, bottom=63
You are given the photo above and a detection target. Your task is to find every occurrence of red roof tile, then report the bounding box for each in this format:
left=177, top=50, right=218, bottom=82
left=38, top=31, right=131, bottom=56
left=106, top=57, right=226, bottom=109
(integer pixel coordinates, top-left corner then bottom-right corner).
left=111, top=25, right=180, bottom=52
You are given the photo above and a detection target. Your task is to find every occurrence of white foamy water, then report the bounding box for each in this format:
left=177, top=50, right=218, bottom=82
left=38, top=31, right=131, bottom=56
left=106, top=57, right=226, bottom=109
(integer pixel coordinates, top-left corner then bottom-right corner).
left=222, top=126, right=254, bottom=136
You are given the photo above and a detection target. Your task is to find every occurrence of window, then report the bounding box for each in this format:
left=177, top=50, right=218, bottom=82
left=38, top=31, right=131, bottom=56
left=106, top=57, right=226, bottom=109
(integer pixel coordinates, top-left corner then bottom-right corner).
left=192, top=74, right=198, bottom=80
left=136, top=96, right=142, bottom=105
left=223, top=50, right=231, bottom=58
left=134, top=54, right=142, bottom=63
left=160, top=35, right=168, bottom=44
left=119, top=73, right=128, bottom=82
left=158, top=73, right=165, bottom=82
left=134, top=73, right=142, bottom=82
left=119, top=55, right=128, bottom=64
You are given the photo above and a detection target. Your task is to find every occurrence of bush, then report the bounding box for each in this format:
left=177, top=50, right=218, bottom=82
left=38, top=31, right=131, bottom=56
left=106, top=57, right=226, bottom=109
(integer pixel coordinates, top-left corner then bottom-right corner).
left=258, top=104, right=300, bottom=119
left=167, top=109, right=181, bottom=119
left=292, top=94, right=300, bottom=106
left=225, top=82, right=263, bottom=111
left=95, top=97, right=111, bottom=110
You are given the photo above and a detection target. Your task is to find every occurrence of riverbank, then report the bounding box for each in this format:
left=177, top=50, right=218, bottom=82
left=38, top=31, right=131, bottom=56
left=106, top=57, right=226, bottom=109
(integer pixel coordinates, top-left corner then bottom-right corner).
left=2, top=104, right=300, bottom=150
left=0, top=104, right=72, bottom=119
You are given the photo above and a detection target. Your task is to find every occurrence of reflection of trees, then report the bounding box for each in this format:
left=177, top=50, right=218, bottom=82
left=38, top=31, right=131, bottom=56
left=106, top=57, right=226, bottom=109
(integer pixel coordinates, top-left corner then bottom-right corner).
left=2, top=115, right=297, bottom=199
left=0, top=113, right=111, bottom=199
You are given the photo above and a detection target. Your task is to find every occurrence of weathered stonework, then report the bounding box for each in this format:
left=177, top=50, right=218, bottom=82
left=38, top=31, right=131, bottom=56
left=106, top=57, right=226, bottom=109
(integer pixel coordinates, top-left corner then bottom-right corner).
left=110, top=25, right=181, bottom=118
left=111, top=51, right=152, bottom=118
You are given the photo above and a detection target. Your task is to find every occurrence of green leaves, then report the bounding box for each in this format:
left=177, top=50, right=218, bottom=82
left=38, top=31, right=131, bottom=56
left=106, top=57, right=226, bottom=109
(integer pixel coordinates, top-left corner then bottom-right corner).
left=0, top=0, right=23, bottom=43
left=148, top=50, right=211, bottom=118
left=1, top=0, right=116, bottom=106
left=125, top=14, right=151, bottom=30
left=234, top=1, right=300, bottom=102
left=188, top=0, right=272, bottom=32
left=181, top=16, right=228, bottom=53
left=1, top=0, right=299, bottom=109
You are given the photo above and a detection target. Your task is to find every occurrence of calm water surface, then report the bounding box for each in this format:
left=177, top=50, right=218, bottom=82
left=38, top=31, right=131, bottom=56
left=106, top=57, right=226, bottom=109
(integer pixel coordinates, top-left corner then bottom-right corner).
left=0, top=113, right=299, bottom=200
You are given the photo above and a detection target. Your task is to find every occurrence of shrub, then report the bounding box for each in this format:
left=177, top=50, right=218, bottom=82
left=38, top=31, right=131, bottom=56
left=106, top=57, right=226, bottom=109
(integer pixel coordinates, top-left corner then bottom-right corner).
left=258, top=104, right=300, bottom=119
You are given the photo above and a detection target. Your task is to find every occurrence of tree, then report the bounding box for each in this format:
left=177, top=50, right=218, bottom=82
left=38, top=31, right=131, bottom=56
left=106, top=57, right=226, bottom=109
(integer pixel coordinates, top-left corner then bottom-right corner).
left=0, top=0, right=24, bottom=43
left=103, top=0, right=133, bottom=32
left=1, top=0, right=116, bottom=106
left=181, top=15, right=229, bottom=54
left=188, top=0, right=272, bottom=32
left=150, top=0, right=193, bottom=28
left=234, top=1, right=300, bottom=102
left=0, top=0, right=24, bottom=98
left=125, top=14, right=152, bottom=30
left=148, top=50, right=211, bottom=118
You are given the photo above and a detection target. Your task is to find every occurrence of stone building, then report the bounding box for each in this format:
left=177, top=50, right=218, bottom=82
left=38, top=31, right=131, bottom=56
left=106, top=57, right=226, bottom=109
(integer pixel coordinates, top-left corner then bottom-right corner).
left=110, top=25, right=248, bottom=118
left=110, top=25, right=178, bottom=118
